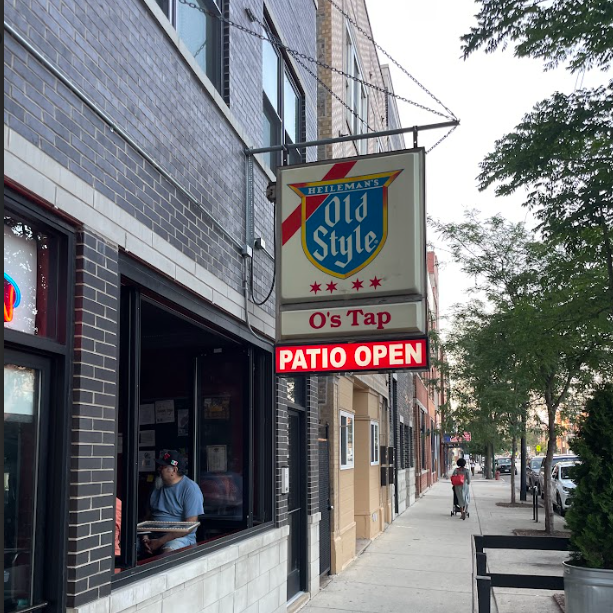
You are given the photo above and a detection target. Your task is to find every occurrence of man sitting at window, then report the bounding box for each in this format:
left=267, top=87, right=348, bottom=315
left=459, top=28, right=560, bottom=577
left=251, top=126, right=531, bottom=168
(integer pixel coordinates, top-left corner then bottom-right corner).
left=141, top=450, right=204, bottom=555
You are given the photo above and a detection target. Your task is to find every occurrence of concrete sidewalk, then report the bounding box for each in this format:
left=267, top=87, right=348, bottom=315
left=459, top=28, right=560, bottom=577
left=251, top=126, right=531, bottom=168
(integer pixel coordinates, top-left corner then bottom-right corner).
left=302, top=474, right=568, bottom=613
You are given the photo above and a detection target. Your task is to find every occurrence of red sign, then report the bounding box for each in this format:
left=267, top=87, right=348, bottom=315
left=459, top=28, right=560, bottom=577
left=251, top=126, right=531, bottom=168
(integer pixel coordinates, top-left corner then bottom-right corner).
left=449, top=433, right=472, bottom=443
left=276, top=338, right=428, bottom=374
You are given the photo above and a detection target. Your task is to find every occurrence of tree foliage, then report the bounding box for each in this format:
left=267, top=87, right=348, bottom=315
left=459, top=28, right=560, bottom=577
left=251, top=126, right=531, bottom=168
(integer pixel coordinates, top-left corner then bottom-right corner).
left=566, top=385, right=613, bottom=569
left=436, top=213, right=613, bottom=528
left=477, top=83, right=613, bottom=306
left=461, top=0, right=613, bottom=73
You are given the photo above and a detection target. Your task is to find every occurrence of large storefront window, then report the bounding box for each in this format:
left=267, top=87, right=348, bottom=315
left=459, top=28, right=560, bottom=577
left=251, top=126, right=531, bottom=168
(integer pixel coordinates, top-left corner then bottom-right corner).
left=115, top=282, right=273, bottom=573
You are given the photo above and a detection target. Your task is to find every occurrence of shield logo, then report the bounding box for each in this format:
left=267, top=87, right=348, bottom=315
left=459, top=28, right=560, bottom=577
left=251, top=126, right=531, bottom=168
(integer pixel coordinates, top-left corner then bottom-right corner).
left=290, top=170, right=401, bottom=279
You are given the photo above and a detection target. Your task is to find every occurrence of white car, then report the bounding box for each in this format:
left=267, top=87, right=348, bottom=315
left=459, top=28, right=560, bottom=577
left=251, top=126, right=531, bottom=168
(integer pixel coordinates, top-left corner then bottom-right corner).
left=550, top=461, right=579, bottom=516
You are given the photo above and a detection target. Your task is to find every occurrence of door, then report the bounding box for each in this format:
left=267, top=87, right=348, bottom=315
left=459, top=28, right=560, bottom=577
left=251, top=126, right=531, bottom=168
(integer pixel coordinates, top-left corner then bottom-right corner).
left=287, top=409, right=306, bottom=599
left=4, top=350, right=51, bottom=613
left=318, top=425, right=331, bottom=576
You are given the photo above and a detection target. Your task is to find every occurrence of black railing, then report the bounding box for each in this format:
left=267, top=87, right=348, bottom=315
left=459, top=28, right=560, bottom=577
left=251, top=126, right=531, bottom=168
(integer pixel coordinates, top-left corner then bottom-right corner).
left=532, top=485, right=539, bottom=522
left=473, top=535, right=570, bottom=613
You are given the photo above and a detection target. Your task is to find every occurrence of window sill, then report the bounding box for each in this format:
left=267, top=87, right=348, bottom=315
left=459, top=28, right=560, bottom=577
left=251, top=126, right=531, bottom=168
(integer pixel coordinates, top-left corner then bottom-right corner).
left=111, top=521, right=273, bottom=589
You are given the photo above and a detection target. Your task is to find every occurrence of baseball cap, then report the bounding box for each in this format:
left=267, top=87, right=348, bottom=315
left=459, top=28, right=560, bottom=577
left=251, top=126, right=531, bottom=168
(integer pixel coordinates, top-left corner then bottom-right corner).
left=156, top=449, right=185, bottom=470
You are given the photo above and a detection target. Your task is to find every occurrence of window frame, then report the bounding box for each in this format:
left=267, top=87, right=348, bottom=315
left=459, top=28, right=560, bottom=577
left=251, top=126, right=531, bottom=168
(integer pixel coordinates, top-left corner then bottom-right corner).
left=155, top=0, right=224, bottom=93
left=112, top=255, right=275, bottom=587
left=345, top=24, right=368, bottom=154
left=340, top=410, right=354, bottom=470
left=3, top=187, right=74, bottom=613
left=370, top=421, right=380, bottom=465
left=261, top=15, right=305, bottom=172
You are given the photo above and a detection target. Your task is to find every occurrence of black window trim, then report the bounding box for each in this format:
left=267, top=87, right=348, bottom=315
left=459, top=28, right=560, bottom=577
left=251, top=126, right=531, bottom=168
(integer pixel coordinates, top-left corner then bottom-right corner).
left=4, top=187, right=75, bottom=613
left=153, top=0, right=226, bottom=95
left=112, top=254, right=276, bottom=589
left=261, top=11, right=306, bottom=171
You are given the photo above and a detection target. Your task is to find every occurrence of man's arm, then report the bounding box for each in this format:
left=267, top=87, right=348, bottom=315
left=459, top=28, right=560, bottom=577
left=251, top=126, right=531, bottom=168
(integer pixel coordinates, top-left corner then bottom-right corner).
left=143, top=516, right=198, bottom=554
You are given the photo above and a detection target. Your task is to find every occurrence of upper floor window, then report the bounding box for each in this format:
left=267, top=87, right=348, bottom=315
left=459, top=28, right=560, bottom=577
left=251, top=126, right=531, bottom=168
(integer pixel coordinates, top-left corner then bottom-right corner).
left=155, top=0, right=223, bottom=92
left=345, top=26, right=368, bottom=154
left=262, top=19, right=304, bottom=172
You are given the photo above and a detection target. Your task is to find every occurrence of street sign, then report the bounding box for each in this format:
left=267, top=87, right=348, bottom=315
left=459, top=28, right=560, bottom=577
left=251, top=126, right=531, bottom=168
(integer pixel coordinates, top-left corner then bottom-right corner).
left=275, top=149, right=427, bottom=366
left=536, top=444, right=541, bottom=453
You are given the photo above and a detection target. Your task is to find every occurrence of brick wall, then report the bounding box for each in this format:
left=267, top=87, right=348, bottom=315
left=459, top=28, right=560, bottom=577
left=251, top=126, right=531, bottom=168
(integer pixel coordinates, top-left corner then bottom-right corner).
left=5, top=0, right=318, bottom=608
left=68, top=231, right=119, bottom=607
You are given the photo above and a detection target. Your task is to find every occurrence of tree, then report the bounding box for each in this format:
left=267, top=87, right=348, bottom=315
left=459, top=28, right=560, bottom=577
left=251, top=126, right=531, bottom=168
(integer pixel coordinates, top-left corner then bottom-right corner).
left=476, top=84, right=613, bottom=309
left=461, top=0, right=613, bottom=74
left=566, top=385, right=613, bottom=569
left=435, top=213, right=613, bottom=531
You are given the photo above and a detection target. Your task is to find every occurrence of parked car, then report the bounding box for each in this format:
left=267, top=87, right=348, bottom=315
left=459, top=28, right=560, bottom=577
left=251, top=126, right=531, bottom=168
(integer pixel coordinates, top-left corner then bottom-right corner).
left=538, top=455, right=579, bottom=498
left=527, top=456, right=545, bottom=493
left=495, top=457, right=517, bottom=475
left=550, top=461, right=579, bottom=516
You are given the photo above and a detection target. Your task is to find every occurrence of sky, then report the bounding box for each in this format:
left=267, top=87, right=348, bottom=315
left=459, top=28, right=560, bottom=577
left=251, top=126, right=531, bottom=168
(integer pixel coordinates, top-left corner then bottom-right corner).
left=366, top=0, right=609, bottom=331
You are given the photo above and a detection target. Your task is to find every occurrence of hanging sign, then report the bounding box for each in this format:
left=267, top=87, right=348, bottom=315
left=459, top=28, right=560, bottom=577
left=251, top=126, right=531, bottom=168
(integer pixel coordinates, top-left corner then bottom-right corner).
left=275, top=149, right=427, bottom=372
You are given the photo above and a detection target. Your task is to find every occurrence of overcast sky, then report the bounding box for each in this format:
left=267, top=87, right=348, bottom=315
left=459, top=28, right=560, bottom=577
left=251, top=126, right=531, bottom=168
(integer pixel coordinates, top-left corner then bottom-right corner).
left=366, top=0, right=609, bottom=330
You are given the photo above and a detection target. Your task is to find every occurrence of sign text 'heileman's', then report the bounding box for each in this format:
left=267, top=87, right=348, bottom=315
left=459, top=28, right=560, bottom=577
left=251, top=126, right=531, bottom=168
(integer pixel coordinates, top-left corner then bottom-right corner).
left=276, top=339, right=427, bottom=374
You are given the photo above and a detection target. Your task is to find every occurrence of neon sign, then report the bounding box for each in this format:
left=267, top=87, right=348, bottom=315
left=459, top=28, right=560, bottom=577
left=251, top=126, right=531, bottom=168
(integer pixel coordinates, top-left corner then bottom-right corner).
left=4, top=273, right=21, bottom=323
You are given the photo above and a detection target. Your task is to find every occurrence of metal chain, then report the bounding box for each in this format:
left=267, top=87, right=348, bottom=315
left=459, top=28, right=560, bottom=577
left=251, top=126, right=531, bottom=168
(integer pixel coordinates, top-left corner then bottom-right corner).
left=294, top=53, right=377, bottom=135
left=426, top=123, right=458, bottom=153
left=177, top=0, right=454, bottom=120
left=325, top=0, right=458, bottom=121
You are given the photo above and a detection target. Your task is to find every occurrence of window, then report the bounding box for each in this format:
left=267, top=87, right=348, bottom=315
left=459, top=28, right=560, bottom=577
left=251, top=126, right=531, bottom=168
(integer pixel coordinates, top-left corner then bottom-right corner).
left=420, top=413, right=426, bottom=469
left=370, top=421, right=380, bottom=465
left=115, top=279, right=273, bottom=573
left=155, top=0, right=223, bottom=92
left=262, top=18, right=304, bottom=172
left=4, top=194, right=72, bottom=613
left=399, top=424, right=405, bottom=469
left=345, top=26, right=368, bottom=154
left=340, top=411, right=354, bottom=469
left=408, top=425, right=414, bottom=468
left=286, top=377, right=306, bottom=406
left=4, top=215, right=63, bottom=339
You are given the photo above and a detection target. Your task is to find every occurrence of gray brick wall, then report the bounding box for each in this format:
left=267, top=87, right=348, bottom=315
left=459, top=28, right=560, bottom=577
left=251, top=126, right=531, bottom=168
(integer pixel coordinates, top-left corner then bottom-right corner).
left=4, top=0, right=318, bottom=323
left=68, top=230, right=119, bottom=607
left=5, top=0, right=318, bottom=607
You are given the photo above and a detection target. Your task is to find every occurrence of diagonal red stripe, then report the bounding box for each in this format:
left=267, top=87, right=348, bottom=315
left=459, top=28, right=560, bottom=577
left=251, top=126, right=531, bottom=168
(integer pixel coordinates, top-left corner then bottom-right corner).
left=281, top=160, right=357, bottom=246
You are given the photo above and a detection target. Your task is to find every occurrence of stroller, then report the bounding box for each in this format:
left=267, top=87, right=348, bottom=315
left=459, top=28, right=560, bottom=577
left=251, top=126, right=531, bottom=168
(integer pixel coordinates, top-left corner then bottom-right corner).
left=451, top=485, right=470, bottom=518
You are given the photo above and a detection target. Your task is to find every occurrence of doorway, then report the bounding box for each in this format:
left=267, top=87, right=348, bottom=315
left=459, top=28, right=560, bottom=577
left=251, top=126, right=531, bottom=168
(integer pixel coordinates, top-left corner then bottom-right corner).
left=287, top=408, right=306, bottom=599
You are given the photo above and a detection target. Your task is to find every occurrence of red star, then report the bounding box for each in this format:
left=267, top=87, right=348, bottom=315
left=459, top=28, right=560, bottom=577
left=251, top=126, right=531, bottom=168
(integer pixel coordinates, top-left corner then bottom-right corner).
left=369, top=276, right=382, bottom=289
left=352, top=279, right=364, bottom=291
left=310, top=282, right=322, bottom=294
left=326, top=281, right=338, bottom=293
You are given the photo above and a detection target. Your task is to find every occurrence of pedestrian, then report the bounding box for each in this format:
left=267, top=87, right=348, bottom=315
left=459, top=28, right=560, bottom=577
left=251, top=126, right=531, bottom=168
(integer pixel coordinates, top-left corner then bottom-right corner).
left=451, top=457, right=471, bottom=520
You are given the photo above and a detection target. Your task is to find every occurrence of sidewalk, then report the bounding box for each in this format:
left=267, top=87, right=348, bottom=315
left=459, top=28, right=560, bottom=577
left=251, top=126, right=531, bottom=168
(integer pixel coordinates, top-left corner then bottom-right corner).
left=302, top=474, right=568, bottom=613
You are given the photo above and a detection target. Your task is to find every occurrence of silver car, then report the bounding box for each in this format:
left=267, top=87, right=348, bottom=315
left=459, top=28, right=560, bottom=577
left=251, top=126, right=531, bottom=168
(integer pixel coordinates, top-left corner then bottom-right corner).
left=538, top=455, right=578, bottom=498
left=551, top=461, right=579, bottom=515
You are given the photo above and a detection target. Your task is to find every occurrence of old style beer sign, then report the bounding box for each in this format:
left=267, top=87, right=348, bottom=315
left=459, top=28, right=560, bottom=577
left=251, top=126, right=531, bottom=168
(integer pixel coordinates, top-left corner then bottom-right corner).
left=276, top=149, right=427, bottom=374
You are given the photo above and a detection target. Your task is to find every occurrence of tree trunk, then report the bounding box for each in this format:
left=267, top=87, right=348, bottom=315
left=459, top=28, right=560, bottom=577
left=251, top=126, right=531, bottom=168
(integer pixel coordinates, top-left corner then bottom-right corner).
left=544, top=406, right=557, bottom=533
left=485, top=442, right=493, bottom=479
left=510, top=436, right=517, bottom=504
left=520, top=411, right=527, bottom=501
left=600, top=213, right=613, bottom=311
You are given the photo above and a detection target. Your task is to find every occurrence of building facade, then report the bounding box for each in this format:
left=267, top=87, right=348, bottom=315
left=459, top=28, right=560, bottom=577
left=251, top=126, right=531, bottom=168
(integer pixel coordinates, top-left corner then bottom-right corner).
left=4, top=1, right=323, bottom=612
left=315, top=0, right=419, bottom=577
